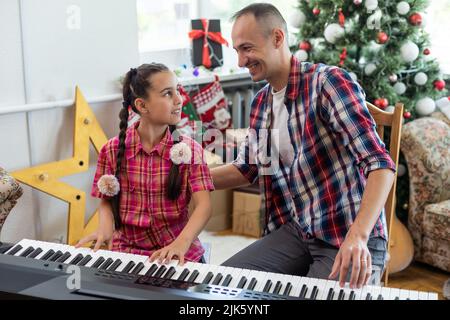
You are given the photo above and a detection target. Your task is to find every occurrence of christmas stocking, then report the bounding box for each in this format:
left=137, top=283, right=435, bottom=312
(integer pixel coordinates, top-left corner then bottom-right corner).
left=176, top=85, right=202, bottom=138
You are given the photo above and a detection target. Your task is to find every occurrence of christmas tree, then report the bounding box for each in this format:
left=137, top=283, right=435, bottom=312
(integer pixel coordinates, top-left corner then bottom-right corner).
left=289, top=0, right=448, bottom=221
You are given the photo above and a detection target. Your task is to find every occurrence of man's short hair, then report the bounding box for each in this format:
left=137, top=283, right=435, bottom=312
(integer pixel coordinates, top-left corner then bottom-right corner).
left=231, top=3, right=288, bottom=37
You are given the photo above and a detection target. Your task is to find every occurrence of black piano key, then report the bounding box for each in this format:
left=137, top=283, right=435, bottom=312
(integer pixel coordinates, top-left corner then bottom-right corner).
left=311, top=286, right=319, bottom=300
left=300, top=284, right=308, bottom=298
left=107, top=259, right=122, bottom=271
left=326, top=288, right=335, bottom=300
left=144, top=264, right=159, bottom=276
left=40, top=249, right=55, bottom=260
left=237, top=276, right=247, bottom=289
left=91, top=256, right=106, bottom=268
left=222, top=274, right=233, bottom=287
left=377, top=294, right=383, bottom=300
left=273, top=281, right=282, bottom=295
left=68, top=253, right=84, bottom=265
left=7, top=245, right=22, bottom=255
left=338, top=289, right=345, bottom=300
left=212, top=273, right=223, bottom=285
left=28, top=247, right=43, bottom=259
left=365, top=293, right=372, bottom=300
left=131, top=262, right=145, bottom=275
left=56, top=252, right=72, bottom=263
left=263, top=280, right=272, bottom=293
left=283, top=282, right=293, bottom=296
left=177, top=268, right=190, bottom=281
left=164, top=267, right=177, bottom=279
left=154, top=265, right=167, bottom=278
left=349, top=291, right=356, bottom=300
left=19, top=246, right=35, bottom=257
left=187, top=270, right=199, bottom=283
left=78, top=255, right=92, bottom=266
left=99, top=258, right=114, bottom=270
left=48, top=250, right=63, bottom=262
left=122, top=261, right=136, bottom=274
left=247, top=277, right=257, bottom=290
left=395, top=296, right=399, bottom=300
left=202, top=272, right=214, bottom=284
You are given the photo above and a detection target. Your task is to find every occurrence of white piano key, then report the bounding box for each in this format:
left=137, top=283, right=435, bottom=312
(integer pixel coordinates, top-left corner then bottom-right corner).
left=224, top=268, right=243, bottom=288
left=267, top=273, right=288, bottom=294
left=310, top=278, right=328, bottom=300
left=252, top=271, right=269, bottom=292
left=371, top=285, right=382, bottom=300
left=320, top=280, right=336, bottom=300
left=197, top=264, right=218, bottom=283
left=380, top=287, right=391, bottom=300
left=278, top=274, right=295, bottom=296
left=399, top=288, right=411, bottom=300
left=418, top=291, right=429, bottom=300
left=290, top=275, right=308, bottom=297
left=409, top=290, right=419, bottom=300
left=233, top=268, right=252, bottom=289
left=305, top=277, right=320, bottom=299
left=389, top=287, right=401, bottom=300
left=428, top=292, right=438, bottom=300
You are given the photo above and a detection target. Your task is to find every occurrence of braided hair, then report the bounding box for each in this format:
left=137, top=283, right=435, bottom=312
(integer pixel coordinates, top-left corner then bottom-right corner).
left=111, top=63, right=183, bottom=229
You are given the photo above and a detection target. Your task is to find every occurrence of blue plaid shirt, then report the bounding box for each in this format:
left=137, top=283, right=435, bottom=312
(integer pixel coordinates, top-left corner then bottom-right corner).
left=233, top=56, right=396, bottom=248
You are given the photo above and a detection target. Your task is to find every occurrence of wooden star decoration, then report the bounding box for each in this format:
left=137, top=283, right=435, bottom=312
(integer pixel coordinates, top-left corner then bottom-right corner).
left=12, top=87, right=107, bottom=245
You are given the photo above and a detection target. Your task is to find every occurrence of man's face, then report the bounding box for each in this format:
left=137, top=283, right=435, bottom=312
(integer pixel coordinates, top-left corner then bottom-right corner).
left=231, top=14, right=275, bottom=82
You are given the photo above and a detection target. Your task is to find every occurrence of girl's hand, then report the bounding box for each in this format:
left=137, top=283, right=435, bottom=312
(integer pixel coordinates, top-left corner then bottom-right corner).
left=149, top=238, right=191, bottom=266
left=75, top=207, right=115, bottom=252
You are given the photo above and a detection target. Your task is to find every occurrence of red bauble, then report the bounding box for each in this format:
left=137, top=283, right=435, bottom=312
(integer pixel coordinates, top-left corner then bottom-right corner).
left=409, top=13, right=422, bottom=26
left=403, top=111, right=412, bottom=119
left=312, top=7, right=320, bottom=15
left=299, top=41, right=312, bottom=51
left=374, top=98, right=389, bottom=109
left=423, top=48, right=430, bottom=55
left=433, top=79, right=446, bottom=91
left=377, top=32, right=389, bottom=44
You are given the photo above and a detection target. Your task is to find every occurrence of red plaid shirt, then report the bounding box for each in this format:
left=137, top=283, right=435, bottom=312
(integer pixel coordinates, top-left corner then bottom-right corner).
left=92, top=121, right=214, bottom=262
left=233, top=56, right=396, bottom=248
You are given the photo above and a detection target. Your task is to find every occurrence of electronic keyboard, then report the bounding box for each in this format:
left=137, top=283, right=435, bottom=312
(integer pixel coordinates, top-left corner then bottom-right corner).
left=0, top=239, right=439, bottom=300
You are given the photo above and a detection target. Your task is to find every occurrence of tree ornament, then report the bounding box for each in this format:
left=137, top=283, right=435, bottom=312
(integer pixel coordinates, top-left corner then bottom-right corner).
left=349, top=72, right=358, bottom=82
left=377, top=32, right=388, bottom=44
left=374, top=98, right=388, bottom=109
left=312, top=7, right=320, bottom=16
left=409, top=13, right=422, bottom=26
left=338, top=9, right=345, bottom=27
left=396, top=2, right=410, bottom=15
left=397, top=164, right=406, bottom=177
left=299, top=41, right=312, bottom=51
left=423, top=48, right=430, bottom=55
left=289, top=11, right=306, bottom=28
left=339, top=47, right=347, bottom=66
left=402, top=202, right=409, bottom=210
left=364, top=63, right=377, bottom=75
left=433, top=79, right=446, bottom=91
left=400, top=41, right=419, bottom=62
left=403, top=111, right=411, bottom=119
left=415, top=97, right=436, bottom=116
left=365, top=0, right=378, bottom=11
left=353, top=0, right=362, bottom=5
left=389, top=74, right=398, bottom=83
left=385, top=105, right=395, bottom=113
left=294, top=49, right=308, bottom=62
left=324, top=23, right=344, bottom=44
left=414, top=72, right=428, bottom=86
left=393, top=82, right=407, bottom=95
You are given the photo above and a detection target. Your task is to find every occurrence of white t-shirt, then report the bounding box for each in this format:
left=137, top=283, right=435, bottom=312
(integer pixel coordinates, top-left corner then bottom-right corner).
left=271, top=86, right=295, bottom=167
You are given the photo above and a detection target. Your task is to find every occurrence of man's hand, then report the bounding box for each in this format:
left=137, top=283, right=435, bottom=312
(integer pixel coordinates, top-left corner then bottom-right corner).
left=328, top=231, right=372, bottom=289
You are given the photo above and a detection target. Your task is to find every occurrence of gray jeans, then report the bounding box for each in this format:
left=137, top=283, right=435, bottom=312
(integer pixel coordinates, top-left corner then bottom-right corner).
left=221, top=220, right=387, bottom=284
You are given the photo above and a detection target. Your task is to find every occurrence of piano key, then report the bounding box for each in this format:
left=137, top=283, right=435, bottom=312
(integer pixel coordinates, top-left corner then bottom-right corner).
left=187, top=269, right=200, bottom=283
left=220, top=267, right=240, bottom=287
left=288, top=276, right=305, bottom=297
left=371, top=285, right=382, bottom=300
left=99, top=258, right=114, bottom=270
left=164, top=266, right=177, bottom=279
left=48, top=250, right=64, bottom=262
left=56, top=251, right=72, bottom=263
left=418, top=291, right=429, bottom=301
left=232, top=269, right=251, bottom=289
left=7, top=245, right=23, bottom=256
left=91, top=256, right=106, bottom=268
left=252, top=271, right=270, bottom=292
left=266, top=273, right=287, bottom=295
left=299, top=284, right=308, bottom=298
left=237, top=276, right=248, bottom=289
left=399, top=288, right=411, bottom=300
left=409, top=290, right=419, bottom=300
left=212, top=273, right=223, bottom=285
left=19, top=246, right=35, bottom=258
left=202, top=271, right=214, bottom=284
left=68, top=253, right=84, bottom=265
left=380, top=287, right=391, bottom=300
left=40, top=249, right=55, bottom=261
left=131, top=262, right=145, bottom=274
left=197, top=265, right=218, bottom=284
left=177, top=268, right=190, bottom=281
left=319, top=280, right=336, bottom=300
left=283, top=281, right=293, bottom=296
left=247, top=277, right=258, bottom=291
left=213, top=266, right=230, bottom=285
left=122, top=261, right=137, bottom=273
left=428, top=292, right=438, bottom=300
left=78, top=254, right=93, bottom=266
left=310, top=279, right=327, bottom=300
left=28, top=247, right=43, bottom=259
left=222, top=274, right=233, bottom=287
left=262, top=279, right=273, bottom=293
left=304, top=277, right=320, bottom=299
left=144, top=263, right=159, bottom=276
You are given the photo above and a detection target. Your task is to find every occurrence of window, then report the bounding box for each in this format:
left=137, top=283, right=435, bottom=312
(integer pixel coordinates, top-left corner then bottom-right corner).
left=425, top=0, right=450, bottom=74
left=137, top=0, right=198, bottom=52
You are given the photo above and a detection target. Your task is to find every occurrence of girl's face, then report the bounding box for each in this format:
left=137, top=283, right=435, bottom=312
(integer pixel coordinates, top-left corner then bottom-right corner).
left=138, top=71, right=183, bottom=126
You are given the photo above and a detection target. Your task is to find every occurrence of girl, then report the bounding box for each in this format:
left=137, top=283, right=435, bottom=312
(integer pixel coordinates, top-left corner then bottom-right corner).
left=76, top=63, right=214, bottom=264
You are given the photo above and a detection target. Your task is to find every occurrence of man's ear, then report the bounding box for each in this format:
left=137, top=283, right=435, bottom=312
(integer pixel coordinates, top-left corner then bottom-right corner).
left=134, top=98, right=148, bottom=114
left=273, top=28, right=285, bottom=49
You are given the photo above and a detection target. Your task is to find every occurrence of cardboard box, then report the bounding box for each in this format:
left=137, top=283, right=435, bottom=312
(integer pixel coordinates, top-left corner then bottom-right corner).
left=232, top=191, right=263, bottom=238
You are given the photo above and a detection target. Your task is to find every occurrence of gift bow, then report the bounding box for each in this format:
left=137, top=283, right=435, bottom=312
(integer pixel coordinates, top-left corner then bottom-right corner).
left=188, top=19, right=229, bottom=69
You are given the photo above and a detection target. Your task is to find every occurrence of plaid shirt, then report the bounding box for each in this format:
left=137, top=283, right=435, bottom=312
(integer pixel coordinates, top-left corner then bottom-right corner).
left=233, top=56, right=396, bottom=248
left=92, top=121, right=214, bottom=261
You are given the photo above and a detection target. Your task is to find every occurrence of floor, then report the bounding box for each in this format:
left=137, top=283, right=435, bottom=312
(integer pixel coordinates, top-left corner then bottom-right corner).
left=198, top=230, right=450, bottom=300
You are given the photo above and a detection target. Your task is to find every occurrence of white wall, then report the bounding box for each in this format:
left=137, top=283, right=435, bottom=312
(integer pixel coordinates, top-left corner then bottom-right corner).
left=0, top=0, right=139, bottom=243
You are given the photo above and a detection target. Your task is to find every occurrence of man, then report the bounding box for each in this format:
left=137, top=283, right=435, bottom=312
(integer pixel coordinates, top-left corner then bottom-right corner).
left=211, top=3, right=396, bottom=289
